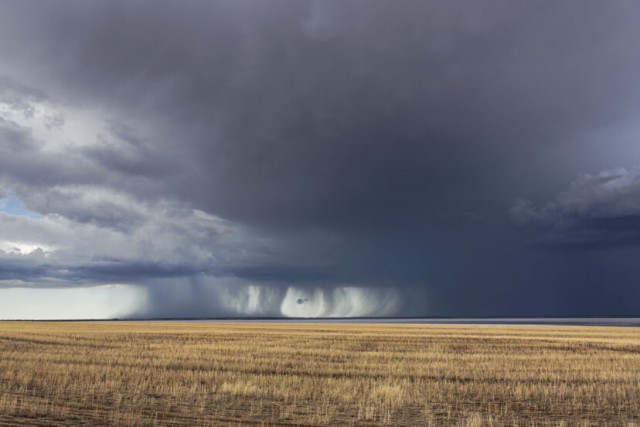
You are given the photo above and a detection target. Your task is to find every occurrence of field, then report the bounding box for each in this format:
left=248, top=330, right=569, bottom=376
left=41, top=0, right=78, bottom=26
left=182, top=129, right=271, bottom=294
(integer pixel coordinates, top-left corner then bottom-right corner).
left=0, top=322, right=639, bottom=426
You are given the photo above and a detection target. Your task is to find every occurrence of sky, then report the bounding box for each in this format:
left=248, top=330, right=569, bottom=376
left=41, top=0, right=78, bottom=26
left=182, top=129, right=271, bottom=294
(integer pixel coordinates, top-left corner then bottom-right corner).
left=1, top=1, right=640, bottom=319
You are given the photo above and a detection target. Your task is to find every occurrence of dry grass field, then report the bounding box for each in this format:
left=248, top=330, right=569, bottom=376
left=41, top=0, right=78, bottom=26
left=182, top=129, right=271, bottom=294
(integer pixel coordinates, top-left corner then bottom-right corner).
left=0, top=322, right=639, bottom=426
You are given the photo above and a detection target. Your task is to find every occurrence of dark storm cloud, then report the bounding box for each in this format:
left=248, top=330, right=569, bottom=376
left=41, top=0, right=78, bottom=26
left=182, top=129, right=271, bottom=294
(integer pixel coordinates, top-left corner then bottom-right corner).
left=5, top=1, right=640, bottom=226
left=83, top=124, right=174, bottom=180
left=511, top=168, right=640, bottom=248
left=1, top=1, right=640, bottom=316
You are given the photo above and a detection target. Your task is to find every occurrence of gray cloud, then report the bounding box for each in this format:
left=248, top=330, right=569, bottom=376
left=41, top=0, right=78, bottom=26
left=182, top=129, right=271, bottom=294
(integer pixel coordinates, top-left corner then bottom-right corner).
left=511, top=168, right=640, bottom=247
left=1, top=1, right=640, bottom=317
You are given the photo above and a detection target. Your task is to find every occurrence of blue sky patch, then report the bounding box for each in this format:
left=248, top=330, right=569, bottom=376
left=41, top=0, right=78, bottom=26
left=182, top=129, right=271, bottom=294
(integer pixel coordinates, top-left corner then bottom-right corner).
left=0, top=192, right=44, bottom=219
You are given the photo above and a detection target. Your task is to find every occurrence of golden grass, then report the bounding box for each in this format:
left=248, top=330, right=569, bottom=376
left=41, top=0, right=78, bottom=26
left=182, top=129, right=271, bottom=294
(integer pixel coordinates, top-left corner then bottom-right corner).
left=0, top=322, right=639, bottom=426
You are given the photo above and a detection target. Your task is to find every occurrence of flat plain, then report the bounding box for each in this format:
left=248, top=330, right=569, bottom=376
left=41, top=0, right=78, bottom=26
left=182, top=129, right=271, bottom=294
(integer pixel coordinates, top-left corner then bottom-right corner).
left=0, top=322, right=639, bottom=426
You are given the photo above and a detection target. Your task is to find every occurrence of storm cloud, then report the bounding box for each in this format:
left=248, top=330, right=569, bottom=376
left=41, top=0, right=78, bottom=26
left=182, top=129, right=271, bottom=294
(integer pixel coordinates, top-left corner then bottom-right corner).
left=1, top=1, right=640, bottom=318
left=511, top=168, right=640, bottom=247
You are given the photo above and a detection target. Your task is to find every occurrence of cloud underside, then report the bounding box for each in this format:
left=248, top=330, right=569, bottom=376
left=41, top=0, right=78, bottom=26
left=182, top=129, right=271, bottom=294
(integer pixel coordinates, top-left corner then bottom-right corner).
left=511, top=168, right=640, bottom=248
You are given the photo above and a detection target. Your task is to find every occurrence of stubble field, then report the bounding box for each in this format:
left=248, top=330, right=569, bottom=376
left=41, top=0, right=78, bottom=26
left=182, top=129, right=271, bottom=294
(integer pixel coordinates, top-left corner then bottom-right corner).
left=0, top=322, right=639, bottom=426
